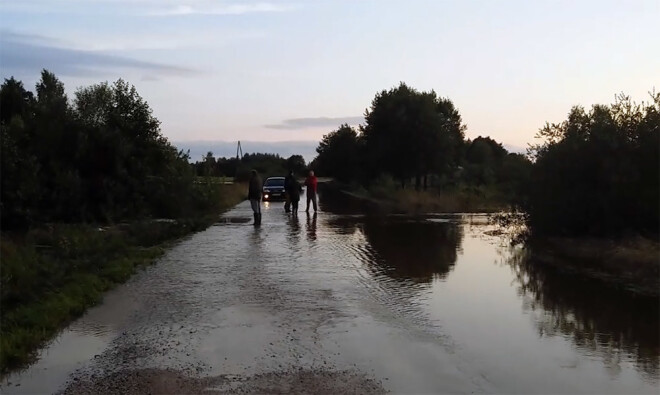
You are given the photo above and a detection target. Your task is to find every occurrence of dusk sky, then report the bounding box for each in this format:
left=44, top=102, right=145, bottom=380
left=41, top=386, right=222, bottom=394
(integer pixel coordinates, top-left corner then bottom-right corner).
left=1, top=0, right=658, bottom=159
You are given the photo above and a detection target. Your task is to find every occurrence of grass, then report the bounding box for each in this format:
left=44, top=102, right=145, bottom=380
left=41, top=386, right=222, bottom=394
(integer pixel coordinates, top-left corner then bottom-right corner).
left=490, top=211, right=660, bottom=296
left=0, top=183, right=246, bottom=374
left=529, top=235, right=660, bottom=297
left=342, top=182, right=508, bottom=214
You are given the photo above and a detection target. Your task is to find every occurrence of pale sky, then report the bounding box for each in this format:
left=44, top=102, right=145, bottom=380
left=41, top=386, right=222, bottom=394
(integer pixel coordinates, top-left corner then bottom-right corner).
left=1, top=0, right=658, bottom=154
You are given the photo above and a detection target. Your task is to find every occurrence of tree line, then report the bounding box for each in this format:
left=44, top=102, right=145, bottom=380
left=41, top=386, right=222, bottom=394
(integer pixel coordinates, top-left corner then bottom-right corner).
left=192, top=152, right=307, bottom=181
left=1, top=71, right=220, bottom=230
left=312, top=83, right=659, bottom=238
left=525, top=93, right=659, bottom=237
left=312, top=83, right=532, bottom=200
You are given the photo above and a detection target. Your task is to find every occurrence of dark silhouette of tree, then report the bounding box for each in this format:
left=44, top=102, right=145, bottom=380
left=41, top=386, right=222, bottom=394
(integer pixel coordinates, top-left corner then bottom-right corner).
left=216, top=156, right=240, bottom=178
left=285, top=154, right=307, bottom=176
left=460, top=136, right=532, bottom=202
left=361, top=83, right=465, bottom=189
left=0, top=77, right=35, bottom=124
left=0, top=78, right=39, bottom=228
left=235, top=152, right=288, bottom=181
left=200, top=151, right=217, bottom=176
left=526, top=93, right=659, bottom=237
left=314, top=124, right=362, bottom=182
left=0, top=70, right=219, bottom=229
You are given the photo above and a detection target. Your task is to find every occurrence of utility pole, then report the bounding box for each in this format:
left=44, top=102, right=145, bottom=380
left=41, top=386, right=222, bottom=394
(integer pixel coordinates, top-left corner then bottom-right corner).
left=236, top=141, right=243, bottom=160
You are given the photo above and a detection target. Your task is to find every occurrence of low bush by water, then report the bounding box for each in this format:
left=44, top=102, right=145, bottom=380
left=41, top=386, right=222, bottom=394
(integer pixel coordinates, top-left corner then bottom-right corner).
left=339, top=178, right=507, bottom=214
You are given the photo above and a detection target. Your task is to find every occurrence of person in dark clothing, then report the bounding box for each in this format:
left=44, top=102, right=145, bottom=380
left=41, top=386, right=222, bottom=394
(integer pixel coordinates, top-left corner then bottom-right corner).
left=248, top=169, right=262, bottom=225
left=284, top=171, right=295, bottom=213
left=304, top=170, right=318, bottom=213
left=288, top=176, right=302, bottom=215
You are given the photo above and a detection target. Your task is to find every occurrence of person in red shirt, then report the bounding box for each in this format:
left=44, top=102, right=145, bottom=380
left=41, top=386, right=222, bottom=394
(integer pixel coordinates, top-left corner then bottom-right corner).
left=304, top=170, right=318, bottom=213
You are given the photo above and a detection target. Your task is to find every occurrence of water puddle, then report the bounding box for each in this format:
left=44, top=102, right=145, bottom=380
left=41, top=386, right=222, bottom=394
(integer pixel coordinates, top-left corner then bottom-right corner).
left=3, top=195, right=658, bottom=394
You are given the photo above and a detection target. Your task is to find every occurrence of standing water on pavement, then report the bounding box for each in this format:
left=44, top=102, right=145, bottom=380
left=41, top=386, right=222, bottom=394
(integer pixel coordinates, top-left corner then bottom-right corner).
left=2, top=193, right=658, bottom=394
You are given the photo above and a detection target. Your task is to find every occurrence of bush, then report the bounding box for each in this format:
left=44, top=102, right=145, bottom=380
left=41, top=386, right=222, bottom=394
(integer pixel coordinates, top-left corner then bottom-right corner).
left=0, top=71, right=217, bottom=229
left=526, top=93, right=659, bottom=237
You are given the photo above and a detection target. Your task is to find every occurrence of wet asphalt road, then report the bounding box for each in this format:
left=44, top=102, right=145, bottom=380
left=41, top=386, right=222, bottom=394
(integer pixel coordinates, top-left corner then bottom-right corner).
left=3, top=197, right=658, bottom=394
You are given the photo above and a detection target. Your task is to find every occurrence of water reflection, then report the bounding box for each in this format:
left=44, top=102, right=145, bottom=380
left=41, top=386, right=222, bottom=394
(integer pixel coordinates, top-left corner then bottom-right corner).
left=287, top=214, right=301, bottom=245
left=318, top=187, right=373, bottom=215
left=306, top=212, right=317, bottom=242
left=507, top=246, right=660, bottom=380
left=360, top=218, right=463, bottom=284
left=324, top=215, right=363, bottom=235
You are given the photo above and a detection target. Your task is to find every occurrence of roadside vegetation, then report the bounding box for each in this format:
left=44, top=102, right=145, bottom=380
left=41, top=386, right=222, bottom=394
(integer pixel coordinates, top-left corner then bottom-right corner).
left=192, top=151, right=307, bottom=182
left=311, top=83, right=532, bottom=213
left=0, top=71, right=248, bottom=373
left=311, top=83, right=659, bottom=293
left=522, top=92, right=659, bottom=296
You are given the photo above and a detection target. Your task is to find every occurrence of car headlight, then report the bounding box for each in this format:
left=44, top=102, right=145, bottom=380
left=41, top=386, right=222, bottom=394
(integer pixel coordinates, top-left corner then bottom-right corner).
left=264, top=194, right=269, bottom=199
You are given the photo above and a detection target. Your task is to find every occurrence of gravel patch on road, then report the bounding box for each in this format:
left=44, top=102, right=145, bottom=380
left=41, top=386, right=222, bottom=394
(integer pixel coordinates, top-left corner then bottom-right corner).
left=60, top=368, right=386, bottom=394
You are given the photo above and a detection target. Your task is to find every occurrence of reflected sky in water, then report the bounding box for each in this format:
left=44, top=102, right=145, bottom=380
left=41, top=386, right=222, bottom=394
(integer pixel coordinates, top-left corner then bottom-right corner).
left=319, top=192, right=659, bottom=391
left=5, top=194, right=657, bottom=394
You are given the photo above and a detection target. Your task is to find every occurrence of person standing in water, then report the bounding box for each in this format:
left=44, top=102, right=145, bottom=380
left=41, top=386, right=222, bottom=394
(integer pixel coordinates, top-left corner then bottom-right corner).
left=304, top=170, right=318, bottom=213
left=288, top=175, right=303, bottom=215
left=248, top=169, right=262, bottom=225
left=284, top=170, right=295, bottom=213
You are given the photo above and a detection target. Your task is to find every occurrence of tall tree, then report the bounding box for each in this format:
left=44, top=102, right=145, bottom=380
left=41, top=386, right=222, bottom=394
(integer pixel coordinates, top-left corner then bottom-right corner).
left=314, top=124, right=361, bottom=182
left=286, top=154, right=307, bottom=176
left=362, top=83, right=465, bottom=189
left=526, top=93, right=659, bottom=237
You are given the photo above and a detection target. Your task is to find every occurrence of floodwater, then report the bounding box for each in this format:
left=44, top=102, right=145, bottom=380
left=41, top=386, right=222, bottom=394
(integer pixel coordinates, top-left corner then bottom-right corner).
left=2, top=192, right=658, bottom=394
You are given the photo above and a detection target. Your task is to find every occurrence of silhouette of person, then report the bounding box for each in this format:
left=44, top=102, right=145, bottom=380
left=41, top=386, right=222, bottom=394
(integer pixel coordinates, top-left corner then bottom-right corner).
left=248, top=169, right=262, bottom=225
left=284, top=170, right=295, bottom=213
left=304, top=170, right=318, bottom=213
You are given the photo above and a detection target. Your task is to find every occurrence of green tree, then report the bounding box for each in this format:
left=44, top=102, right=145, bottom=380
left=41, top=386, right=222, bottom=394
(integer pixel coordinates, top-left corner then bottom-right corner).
left=362, top=83, right=465, bottom=189
left=463, top=136, right=508, bottom=186
left=314, top=124, right=361, bottom=182
left=526, top=92, right=659, bottom=237
left=202, top=151, right=217, bottom=176
left=1, top=70, right=232, bottom=229
left=0, top=78, right=39, bottom=228
left=286, top=154, right=307, bottom=176
left=236, top=153, right=288, bottom=181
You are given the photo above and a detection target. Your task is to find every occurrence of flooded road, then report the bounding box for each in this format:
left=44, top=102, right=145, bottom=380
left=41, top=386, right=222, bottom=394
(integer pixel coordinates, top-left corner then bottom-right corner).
left=3, top=193, right=658, bottom=394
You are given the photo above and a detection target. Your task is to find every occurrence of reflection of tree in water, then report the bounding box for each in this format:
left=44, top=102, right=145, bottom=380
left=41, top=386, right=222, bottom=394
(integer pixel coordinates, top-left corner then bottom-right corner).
left=318, top=188, right=373, bottom=215
left=287, top=215, right=301, bottom=245
left=325, top=215, right=363, bottom=235
left=361, top=219, right=463, bottom=284
left=507, top=247, right=659, bottom=381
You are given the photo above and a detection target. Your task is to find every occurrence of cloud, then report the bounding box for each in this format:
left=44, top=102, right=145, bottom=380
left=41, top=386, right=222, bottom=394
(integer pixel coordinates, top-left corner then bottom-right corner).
left=0, top=31, right=197, bottom=78
left=265, top=116, right=364, bottom=130
left=141, top=75, right=161, bottom=81
left=149, top=2, right=295, bottom=16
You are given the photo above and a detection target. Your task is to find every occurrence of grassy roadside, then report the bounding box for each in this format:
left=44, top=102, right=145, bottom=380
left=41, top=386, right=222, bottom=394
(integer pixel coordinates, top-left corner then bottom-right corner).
left=527, top=235, right=660, bottom=297
left=0, top=183, right=246, bottom=374
left=332, top=182, right=508, bottom=214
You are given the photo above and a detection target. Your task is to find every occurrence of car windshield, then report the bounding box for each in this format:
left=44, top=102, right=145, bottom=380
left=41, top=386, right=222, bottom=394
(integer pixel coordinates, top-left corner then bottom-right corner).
left=264, top=178, right=284, bottom=187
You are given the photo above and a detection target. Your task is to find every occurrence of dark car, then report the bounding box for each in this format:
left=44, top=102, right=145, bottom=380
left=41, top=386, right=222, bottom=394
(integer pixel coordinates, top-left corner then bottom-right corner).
left=262, top=177, right=286, bottom=201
